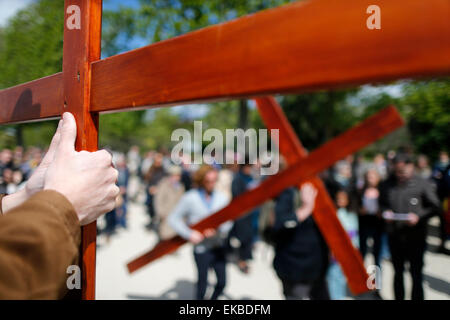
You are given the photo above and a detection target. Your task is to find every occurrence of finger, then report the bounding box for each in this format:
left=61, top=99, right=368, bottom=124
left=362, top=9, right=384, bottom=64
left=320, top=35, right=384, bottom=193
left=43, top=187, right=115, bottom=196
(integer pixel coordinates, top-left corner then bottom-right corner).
left=41, top=120, right=63, bottom=164
left=58, top=112, right=77, bottom=154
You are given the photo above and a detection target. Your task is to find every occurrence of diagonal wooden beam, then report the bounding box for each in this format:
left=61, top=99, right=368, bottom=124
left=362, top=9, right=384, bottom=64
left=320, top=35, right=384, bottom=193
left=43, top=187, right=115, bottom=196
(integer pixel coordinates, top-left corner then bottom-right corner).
left=62, top=0, right=103, bottom=300
left=90, top=0, right=450, bottom=113
left=126, top=106, right=404, bottom=284
left=255, top=96, right=368, bottom=295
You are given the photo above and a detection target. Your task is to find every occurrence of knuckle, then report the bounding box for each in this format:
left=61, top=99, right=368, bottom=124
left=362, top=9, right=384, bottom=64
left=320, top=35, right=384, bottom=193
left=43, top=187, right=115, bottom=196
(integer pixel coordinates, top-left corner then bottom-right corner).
left=106, top=201, right=116, bottom=212
left=111, top=168, right=119, bottom=181
left=96, top=150, right=112, bottom=164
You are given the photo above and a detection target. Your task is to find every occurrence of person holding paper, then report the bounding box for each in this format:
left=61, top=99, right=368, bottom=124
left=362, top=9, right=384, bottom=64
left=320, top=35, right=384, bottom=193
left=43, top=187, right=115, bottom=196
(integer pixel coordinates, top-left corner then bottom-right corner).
left=379, top=153, right=441, bottom=300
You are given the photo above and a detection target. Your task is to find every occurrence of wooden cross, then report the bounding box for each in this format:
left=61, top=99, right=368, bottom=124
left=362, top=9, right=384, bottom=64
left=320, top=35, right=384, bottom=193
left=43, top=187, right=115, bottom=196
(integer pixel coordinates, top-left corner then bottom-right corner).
left=0, top=0, right=448, bottom=300
left=255, top=96, right=379, bottom=294
left=126, top=104, right=403, bottom=295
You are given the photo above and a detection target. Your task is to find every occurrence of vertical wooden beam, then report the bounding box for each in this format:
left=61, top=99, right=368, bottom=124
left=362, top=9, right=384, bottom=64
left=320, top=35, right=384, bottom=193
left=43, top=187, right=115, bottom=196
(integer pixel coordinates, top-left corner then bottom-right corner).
left=255, top=97, right=369, bottom=294
left=63, top=0, right=102, bottom=300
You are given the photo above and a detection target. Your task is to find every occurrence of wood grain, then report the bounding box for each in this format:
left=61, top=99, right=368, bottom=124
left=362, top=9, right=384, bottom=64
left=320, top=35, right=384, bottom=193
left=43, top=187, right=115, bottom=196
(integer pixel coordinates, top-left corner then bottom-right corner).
left=127, top=106, right=404, bottom=273
left=62, top=0, right=102, bottom=300
left=255, top=96, right=369, bottom=295
left=91, top=0, right=450, bottom=113
left=0, top=73, right=63, bottom=124
left=1, top=0, right=448, bottom=123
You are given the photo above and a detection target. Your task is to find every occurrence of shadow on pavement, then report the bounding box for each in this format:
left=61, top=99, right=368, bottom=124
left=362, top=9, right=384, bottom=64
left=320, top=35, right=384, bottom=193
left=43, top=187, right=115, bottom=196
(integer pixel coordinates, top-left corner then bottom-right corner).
left=127, top=280, right=195, bottom=300
left=423, top=274, right=450, bottom=296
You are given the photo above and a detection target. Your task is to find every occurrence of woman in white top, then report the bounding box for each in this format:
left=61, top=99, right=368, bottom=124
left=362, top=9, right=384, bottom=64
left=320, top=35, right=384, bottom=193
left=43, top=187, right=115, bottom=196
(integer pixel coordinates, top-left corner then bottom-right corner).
left=168, top=165, right=232, bottom=300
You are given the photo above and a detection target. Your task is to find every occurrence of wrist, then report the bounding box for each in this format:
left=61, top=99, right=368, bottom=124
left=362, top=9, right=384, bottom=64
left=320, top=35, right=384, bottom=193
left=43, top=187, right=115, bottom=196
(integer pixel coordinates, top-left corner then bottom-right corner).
left=1, top=188, right=29, bottom=214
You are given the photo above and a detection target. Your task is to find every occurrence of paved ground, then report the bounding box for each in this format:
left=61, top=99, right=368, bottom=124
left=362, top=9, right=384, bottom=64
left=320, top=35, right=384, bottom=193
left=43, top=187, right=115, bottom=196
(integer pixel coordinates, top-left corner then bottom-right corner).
left=96, top=186, right=450, bottom=300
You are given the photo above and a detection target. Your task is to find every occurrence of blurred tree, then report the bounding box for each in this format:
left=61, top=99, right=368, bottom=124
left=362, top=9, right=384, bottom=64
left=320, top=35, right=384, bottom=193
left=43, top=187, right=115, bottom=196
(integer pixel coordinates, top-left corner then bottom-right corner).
left=0, top=0, right=447, bottom=160
left=101, top=0, right=295, bottom=132
left=401, top=80, right=450, bottom=161
left=0, top=0, right=63, bottom=148
left=280, top=90, right=359, bottom=152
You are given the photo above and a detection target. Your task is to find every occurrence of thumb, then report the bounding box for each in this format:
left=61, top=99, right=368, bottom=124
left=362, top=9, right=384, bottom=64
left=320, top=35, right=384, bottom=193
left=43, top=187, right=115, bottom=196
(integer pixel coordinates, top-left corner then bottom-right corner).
left=58, top=112, right=77, bottom=154
left=40, top=119, right=63, bottom=165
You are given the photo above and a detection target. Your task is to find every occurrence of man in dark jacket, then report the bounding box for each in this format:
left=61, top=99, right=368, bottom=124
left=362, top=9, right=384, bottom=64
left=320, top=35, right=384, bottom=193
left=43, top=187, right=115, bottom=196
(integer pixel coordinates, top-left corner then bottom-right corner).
left=380, top=153, right=441, bottom=300
left=272, top=183, right=330, bottom=300
left=228, top=162, right=259, bottom=273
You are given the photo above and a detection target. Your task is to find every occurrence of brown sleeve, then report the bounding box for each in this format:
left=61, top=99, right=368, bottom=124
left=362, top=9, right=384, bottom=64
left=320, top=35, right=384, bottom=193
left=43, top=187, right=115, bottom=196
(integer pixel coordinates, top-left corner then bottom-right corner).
left=0, top=190, right=81, bottom=299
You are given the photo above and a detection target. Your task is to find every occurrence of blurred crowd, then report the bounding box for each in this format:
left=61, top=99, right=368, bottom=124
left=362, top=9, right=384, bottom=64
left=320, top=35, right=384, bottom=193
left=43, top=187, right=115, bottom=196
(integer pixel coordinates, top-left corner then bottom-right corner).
left=2, top=144, right=449, bottom=300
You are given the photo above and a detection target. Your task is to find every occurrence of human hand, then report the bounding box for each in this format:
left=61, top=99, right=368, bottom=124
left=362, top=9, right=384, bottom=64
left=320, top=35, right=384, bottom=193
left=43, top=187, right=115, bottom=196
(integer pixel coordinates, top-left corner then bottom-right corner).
left=189, top=230, right=204, bottom=244
left=203, top=228, right=216, bottom=238
left=300, top=183, right=318, bottom=209
left=149, top=186, right=157, bottom=195
left=296, top=183, right=318, bottom=222
left=2, top=120, right=63, bottom=214
left=44, top=112, right=119, bottom=225
left=25, top=120, right=63, bottom=197
left=407, top=212, right=419, bottom=226
left=382, top=210, right=394, bottom=223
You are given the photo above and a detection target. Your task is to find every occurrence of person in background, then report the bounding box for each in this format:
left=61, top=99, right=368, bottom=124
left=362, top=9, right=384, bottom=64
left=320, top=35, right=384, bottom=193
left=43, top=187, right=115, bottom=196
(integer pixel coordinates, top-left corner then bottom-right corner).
left=126, top=145, right=141, bottom=176
left=327, top=189, right=359, bottom=300
left=358, top=168, right=384, bottom=270
left=373, top=153, right=388, bottom=181
left=432, top=151, right=449, bottom=184
left=168, top=165, right=232, bottom=300
left=416, top=154, right=432, bottom=180
left=380, top=153, right=441, bottom=300
left=272, top=182, right=330, bottom=300
left=326, top=160, right=356, bottom=198
left=154, top=165, right=185, bottom=240
left=432, top=151, right=450, bottom=254
left=140, top=151, right=155, bottom=179
left=215, top=162, right=234, bottom=203
left=228, top=160, right=259, bottom=274
left=144, top=152, right=167, bottom=230
left=115, top=154, right=130, bottom=229
left=12, top=146, right=24, bottom=171
left=438, top=163, right=450, bottom=253
left=179, top=153, right=193, bottom=192
left=0, top=149, right=13, bottom=179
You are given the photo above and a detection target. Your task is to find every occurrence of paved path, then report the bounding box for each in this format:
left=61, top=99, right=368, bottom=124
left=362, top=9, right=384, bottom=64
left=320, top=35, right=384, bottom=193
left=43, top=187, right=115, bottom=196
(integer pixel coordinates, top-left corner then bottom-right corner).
left=96, top=199, right=450, bottom=300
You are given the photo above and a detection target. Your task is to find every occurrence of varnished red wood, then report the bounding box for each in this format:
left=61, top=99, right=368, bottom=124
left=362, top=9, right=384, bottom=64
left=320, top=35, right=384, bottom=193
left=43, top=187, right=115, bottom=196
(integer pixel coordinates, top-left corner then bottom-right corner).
left=0, top=73, right=63, bottom=124
left=1, top=0, right=449, bottom=124
left=255, top=97, right=368, bottom=295
left=90, top=0, right=450, bottom=113
left=62, top=0, right=102, bottom=300
left=127, top=106, right=404, bottom=274
left=0, top=0, right=446, bottom=299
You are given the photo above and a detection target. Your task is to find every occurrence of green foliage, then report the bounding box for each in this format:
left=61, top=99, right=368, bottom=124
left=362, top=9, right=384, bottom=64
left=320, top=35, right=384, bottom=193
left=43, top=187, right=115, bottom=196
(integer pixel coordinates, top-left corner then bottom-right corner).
left=0, top=0, right=447, bottom=160
left=401, top=80, right=450, bottom=160
left=0, top=0, right=64, bottom=149
left=102, top=0, right=293, bottom=50
left=280, top=90, right=359, bottom=151
left=0, top=0, right=64, bottom=88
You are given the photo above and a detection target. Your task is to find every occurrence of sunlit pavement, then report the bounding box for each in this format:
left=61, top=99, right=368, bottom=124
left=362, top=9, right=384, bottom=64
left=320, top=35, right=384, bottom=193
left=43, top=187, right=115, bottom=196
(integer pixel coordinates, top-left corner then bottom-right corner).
left=96, top=186, right=450, bottom=300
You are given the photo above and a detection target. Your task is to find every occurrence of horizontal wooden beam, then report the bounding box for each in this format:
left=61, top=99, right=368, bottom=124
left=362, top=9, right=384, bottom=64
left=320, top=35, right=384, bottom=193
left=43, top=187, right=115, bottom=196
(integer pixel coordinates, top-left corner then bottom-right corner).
left=127, top=106, right=404, bottom=273
left=255, top=96, right=369, bottom=295
left=1, top=0, right=448, bottom=124
left=0, top=73, right=63, bottom=124
left=91, top=0, right=450, bottom=113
